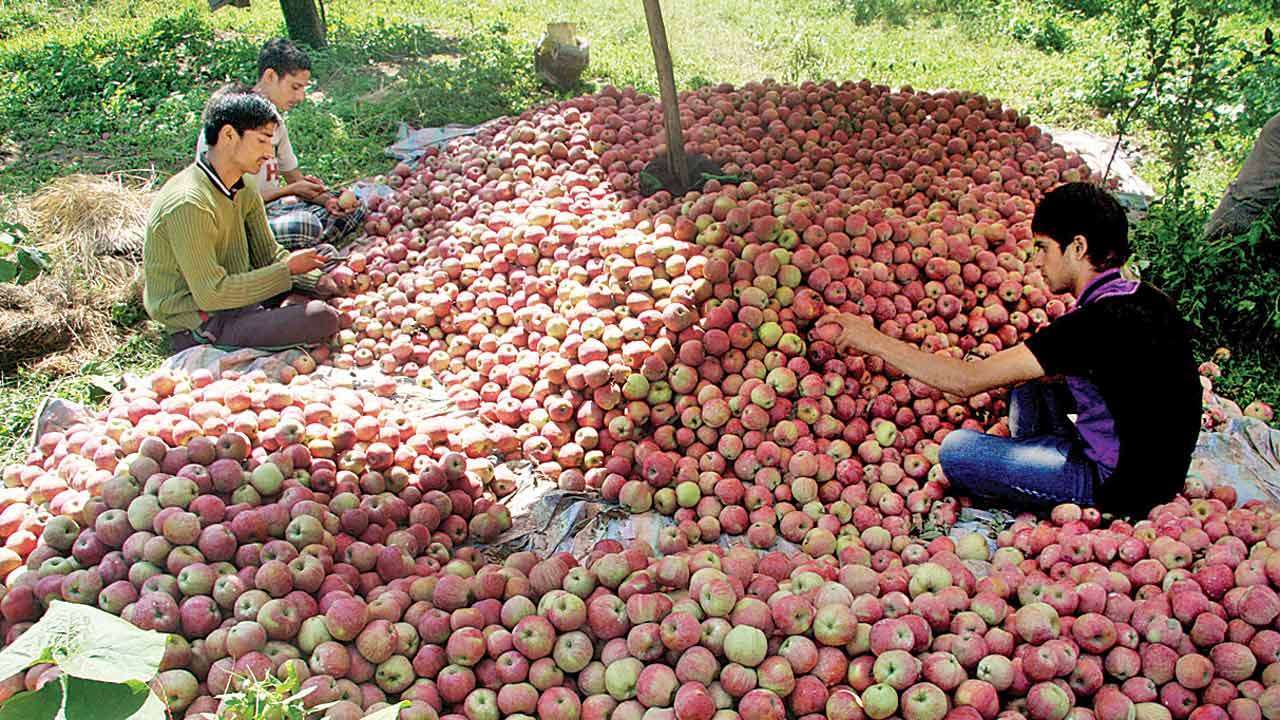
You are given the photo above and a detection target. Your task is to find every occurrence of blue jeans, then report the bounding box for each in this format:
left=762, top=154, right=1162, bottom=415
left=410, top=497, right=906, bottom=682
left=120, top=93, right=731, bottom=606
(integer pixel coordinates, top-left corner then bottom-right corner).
left=939, top=382, right=1101, bottom=510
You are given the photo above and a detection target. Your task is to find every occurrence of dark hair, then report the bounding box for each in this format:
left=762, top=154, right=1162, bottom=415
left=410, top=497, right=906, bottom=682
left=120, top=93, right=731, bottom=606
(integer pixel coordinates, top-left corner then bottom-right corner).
left=1031, top=182, right=1131, bottom=270
left=202, top=85, right=278, bottom=146
left=257, top=38, right=312, bottom=80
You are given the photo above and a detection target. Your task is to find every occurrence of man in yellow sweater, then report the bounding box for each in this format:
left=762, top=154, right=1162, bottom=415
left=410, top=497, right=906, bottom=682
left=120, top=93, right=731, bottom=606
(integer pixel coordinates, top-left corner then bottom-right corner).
left=143, top=89, right=339, bottom=352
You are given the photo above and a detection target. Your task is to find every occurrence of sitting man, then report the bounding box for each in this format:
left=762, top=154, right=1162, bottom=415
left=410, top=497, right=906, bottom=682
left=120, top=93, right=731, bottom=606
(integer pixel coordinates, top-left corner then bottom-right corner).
left=1204, top=110, right=1280, bottom=240
left=145, top=88, right=340, bottom=352
left=195, top=37, right=364, bottom=250
left=818, top=183, right=1201, bottom=518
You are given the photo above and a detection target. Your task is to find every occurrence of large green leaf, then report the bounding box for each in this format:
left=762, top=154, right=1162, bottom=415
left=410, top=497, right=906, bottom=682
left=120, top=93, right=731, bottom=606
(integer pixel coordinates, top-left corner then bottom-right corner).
left=0, top=681, right=61, bottom=720
left=63, top=677, right=167, bottom=720
left=0, top=260, right=16, bottom=285
left=0, top=602, right=167, bottom=684
left=0, top=677, right=166, bottom=720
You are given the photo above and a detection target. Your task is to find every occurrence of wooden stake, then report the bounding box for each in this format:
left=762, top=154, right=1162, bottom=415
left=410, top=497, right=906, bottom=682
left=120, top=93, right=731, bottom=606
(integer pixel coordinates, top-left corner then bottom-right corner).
left=641, top=0, right=689, bottom=189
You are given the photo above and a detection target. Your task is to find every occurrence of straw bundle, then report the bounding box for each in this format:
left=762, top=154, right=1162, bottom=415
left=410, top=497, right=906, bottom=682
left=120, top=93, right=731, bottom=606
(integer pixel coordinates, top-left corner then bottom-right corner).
left=0, top=171, right=156, bottom=370
left=22, top=171, right=154, bottom=287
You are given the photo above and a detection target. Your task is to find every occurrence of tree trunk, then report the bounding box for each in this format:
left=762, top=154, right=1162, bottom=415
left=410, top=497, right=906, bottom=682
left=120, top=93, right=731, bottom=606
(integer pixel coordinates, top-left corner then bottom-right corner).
left=279, top=0, right=327, bottom=49
left=640, top=0, right=689, bottom=189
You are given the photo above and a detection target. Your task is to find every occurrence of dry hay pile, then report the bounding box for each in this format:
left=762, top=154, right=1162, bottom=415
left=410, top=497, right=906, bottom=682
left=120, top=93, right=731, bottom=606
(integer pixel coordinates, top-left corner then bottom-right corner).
left=2, top=172, right=153, bottom=371
left=0, top=282, right=98, bottom=370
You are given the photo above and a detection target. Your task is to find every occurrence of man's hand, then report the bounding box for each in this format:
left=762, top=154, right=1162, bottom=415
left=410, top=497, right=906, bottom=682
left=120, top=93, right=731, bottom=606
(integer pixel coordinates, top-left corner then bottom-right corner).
left=286, top=179, right=327, bottom=202
left=313, top=274, right=339, bottom=298
left=815, top=312, right=879, bottom=353
left=286, top=248, right=327, bottom=275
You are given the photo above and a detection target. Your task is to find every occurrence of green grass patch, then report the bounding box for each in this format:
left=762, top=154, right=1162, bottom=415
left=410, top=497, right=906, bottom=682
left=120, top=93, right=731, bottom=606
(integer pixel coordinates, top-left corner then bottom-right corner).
left=0, top=0, right=1270, bottom=200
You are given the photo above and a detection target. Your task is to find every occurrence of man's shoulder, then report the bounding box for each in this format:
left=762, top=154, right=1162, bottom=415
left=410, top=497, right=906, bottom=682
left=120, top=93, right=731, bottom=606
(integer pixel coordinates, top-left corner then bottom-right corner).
left=267, top=106, right=291, bottom=145
left=1079, top=282, right=1193, bottom=353
left=150, top=166, right=218, bottom=222
left=1090, top=282, right=1182, bottom=318
left=235, top=177, right=269, bottom=215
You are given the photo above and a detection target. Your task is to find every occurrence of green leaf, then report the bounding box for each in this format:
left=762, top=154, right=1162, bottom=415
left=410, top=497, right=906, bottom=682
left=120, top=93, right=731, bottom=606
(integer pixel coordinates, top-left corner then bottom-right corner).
left=0, top=602, right=168, bottom=685
left=63, top=677, right=166, bottom=720
left=14, top=247, right=49, bottom=285
left=0, top=222, right=27, bottom=249
left=0, top=681, right=62, bottom=720
left=0, top=260, right=16, bottom=285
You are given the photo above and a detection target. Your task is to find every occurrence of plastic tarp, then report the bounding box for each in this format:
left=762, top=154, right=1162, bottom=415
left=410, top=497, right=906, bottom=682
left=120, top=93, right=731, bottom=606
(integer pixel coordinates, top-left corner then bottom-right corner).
left=475, top=464, right=801, bottom=560
left=162, top=345, right=312, bottom=384
left=384, top=122, right=495, bottom=164
left=1043, top=126, right=1156, bottom=216
left=1188, top=416, right=1280, bottom=505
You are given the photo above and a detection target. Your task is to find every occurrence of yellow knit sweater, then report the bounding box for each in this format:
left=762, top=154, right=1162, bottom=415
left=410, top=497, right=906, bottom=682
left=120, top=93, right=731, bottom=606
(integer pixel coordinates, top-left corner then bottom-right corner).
left=142, top=160, right=316, bottom=333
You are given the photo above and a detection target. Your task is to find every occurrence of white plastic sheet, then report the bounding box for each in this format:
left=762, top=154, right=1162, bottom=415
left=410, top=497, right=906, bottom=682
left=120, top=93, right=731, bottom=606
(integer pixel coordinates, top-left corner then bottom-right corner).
left=1044, top=126, right=1156, bottom=215
left=384, top=122, right=493, bottom=163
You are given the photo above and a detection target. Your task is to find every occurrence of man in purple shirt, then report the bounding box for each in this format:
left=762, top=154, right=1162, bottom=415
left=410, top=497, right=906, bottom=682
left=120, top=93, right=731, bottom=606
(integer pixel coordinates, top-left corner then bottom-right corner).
left=819, top=183, right=1201, bottom=518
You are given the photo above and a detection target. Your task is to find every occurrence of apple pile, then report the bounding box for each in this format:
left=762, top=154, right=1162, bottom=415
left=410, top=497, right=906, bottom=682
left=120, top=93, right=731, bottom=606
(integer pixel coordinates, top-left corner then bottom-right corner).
left=12, top=490, right=1280, bottom=720
left=327, top=78, right=1089, bottom=540
left=0, top=367, right=516, bottom=575
left=0, top=366, right=523, bottom=715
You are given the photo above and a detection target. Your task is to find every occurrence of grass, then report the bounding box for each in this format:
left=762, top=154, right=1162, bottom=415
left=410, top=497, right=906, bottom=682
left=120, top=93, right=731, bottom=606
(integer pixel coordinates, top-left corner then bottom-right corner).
left=0, top=0, right=1275, bottom=456
left=0, top=0, right=1269, bottom=199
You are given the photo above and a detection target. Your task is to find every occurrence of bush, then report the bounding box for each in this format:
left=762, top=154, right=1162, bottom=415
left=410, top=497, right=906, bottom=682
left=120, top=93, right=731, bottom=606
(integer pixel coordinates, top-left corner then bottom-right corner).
left=0, top=5, right=48, bottom=41
left=1234, top=40, right=1280, bottom=134
left=964, top=1, right=1074, bottom=54
left=828, top=0, right=976, bottom=26
left=1132, top=198, right=1280, bottom=405
left=1048, top=0, right=1111, bottom=16
left=1007, top=14, right=1073, bottom=53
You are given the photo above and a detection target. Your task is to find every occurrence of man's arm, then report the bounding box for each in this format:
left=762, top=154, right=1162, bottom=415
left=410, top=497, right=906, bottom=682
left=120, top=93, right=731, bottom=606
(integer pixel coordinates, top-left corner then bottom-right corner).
left=260, top=183, right=293, bottom=204
left=260, top=172, right=325, bottom=204
left=818, top=313, right=1046, bottom=397
left=244, top=193, right=323, bottom=292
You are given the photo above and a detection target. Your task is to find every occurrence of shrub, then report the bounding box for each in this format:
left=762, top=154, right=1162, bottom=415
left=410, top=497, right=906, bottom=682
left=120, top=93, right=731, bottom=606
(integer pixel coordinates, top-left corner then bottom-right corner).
left=1007, top=15, right=1072, bottom=53
left=1132, top=198, right=1280, bottom=405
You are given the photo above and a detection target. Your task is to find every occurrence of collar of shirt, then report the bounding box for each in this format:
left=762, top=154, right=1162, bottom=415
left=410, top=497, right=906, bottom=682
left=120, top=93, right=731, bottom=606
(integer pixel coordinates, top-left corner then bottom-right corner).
left=1075, top=267, right=1139, bottom=308
left=195, top=151, right=246, bottom=199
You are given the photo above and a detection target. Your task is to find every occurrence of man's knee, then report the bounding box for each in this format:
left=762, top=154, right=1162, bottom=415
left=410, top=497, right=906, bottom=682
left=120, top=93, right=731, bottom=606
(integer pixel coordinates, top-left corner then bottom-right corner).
left=271, top=211, right=325, bottom=247
left=305, top=301, right=340, bottom=338
left=301, top=215, right=324, bottom=240
left=939, top=428, right=978, bottom=464
left=938, top=429, right=981, bottom=489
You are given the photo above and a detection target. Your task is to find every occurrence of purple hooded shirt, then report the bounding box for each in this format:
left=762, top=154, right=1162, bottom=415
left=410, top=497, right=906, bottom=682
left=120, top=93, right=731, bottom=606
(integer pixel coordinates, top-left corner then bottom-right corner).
left=1061, top=268, right=1140, bottom=475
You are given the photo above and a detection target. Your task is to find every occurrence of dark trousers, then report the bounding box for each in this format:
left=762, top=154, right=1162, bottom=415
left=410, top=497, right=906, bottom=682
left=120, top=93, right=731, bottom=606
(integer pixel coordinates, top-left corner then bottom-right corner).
left=169, top=297, right=339, bottom=353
